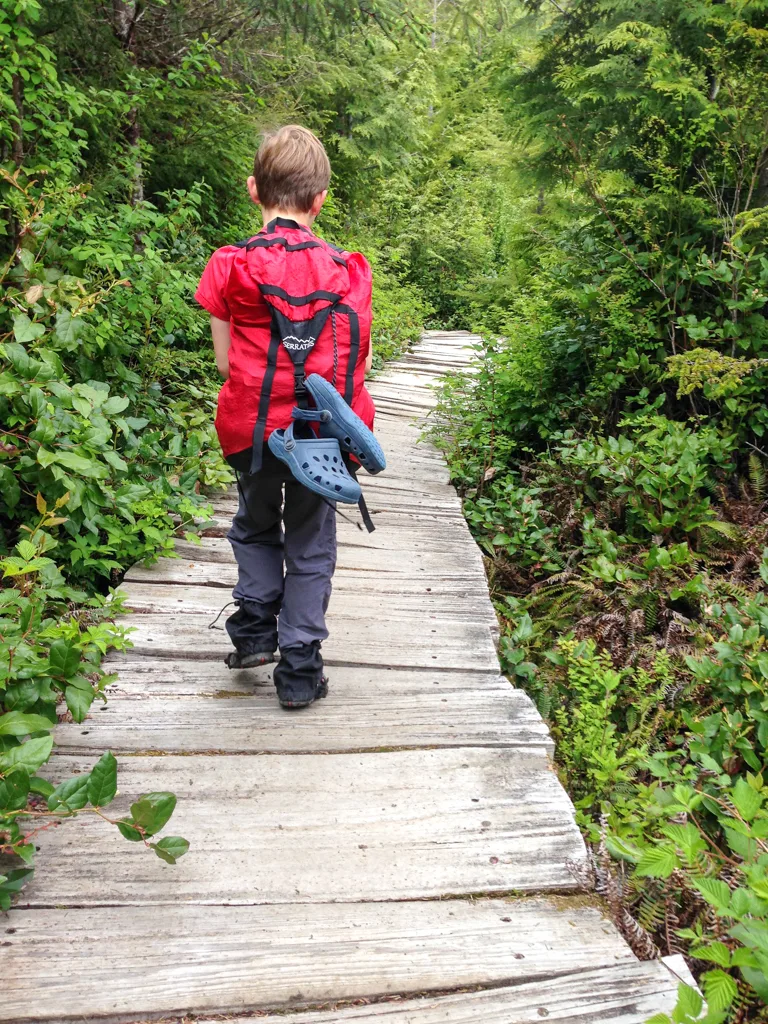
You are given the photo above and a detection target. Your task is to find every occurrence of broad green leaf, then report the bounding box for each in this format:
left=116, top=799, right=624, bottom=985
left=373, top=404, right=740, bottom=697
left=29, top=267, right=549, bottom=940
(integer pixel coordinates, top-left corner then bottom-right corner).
left=636, top=843, right=679, bottom=879
left=116, top=817, right=144, bottom=842
left=103, top=395, right=130, bottom=415
left=604, top=834, right=642, bottom=863
left=0, top=735, right=53, bottom=775
left=48, top=639, right=81, bottom=679
left=65, top=683, right=93, bottom=723
left=673, top=981, right=703, bottom=1019
left=0, top=769, right=30, bottom=811
left=0, top=467, right=20, bottom=510
left=129, top=791, right=176, bottom=837
left=740, top=964, right=768, bottom=1001
left=150, top=836, right=190, bottom=864
left=701, top=969, right=737, bottom=1013
left=103, top=449, right=128, bottom=473
left=48, top=773, right=90, bottom=811
left=692, top=877, right=732, bottom=914
left=29, top=776, right=55, bottom=798
left=0, top=711, right=54, bottom=737
left=54, top=451, right=107, bottom=478
left=13, top=313, right=45, bottom=344
left=691, top=941, right=731, bottom=968
left=36, top=447, right=57, bottom=468
left=87, top=752, right=117, bottom=807
left=731, top=776, right=763, bottom=821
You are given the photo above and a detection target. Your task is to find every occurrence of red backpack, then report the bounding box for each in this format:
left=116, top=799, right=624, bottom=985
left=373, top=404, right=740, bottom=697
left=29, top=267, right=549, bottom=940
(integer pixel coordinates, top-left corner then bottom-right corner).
left=213, top=217, right=374, bottom=472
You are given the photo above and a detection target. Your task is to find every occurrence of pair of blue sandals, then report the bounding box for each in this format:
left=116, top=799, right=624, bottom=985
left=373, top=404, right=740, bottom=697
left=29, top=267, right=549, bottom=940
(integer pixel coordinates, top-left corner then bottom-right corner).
left=268, top=374, right=386, bottom=502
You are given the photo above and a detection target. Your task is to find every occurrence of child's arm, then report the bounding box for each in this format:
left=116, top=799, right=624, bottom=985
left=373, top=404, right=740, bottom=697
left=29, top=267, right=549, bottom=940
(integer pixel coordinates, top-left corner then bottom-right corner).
left=365, top=342, right=373, bottom=373
left=211, top=316, right=231, bottom=378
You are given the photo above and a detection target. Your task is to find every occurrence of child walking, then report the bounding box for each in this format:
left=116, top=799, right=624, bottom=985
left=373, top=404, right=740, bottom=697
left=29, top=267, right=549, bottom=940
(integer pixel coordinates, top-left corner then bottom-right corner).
left=195, top=125, right=375, bottom=709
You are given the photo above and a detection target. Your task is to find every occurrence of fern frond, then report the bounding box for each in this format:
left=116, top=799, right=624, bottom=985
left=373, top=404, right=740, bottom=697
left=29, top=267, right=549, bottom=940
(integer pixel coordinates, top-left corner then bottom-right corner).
left=749, top=452, right=766, bottom=498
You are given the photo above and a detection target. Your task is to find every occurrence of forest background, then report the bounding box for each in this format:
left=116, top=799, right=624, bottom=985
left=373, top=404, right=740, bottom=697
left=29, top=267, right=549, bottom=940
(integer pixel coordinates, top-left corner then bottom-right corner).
left=2, top=0, right=768, bottom=1020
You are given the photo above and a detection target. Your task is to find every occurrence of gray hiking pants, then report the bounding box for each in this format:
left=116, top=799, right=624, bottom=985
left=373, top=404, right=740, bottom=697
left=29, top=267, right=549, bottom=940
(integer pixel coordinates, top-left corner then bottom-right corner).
left=226, top=447, right=337, bottom=653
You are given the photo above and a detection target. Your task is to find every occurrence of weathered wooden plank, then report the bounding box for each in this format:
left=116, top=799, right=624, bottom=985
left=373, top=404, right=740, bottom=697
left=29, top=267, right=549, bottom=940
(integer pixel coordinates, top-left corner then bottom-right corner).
left=2, top=897, right=629, bottom=1024
left=116, top=612, right=500, bottom=670
left=55, top=663, right=550, bottom=754
left=119, top=582, right=496, bottom=623
left=196, top=962, right=684, bottom=1024
left=27, top=748, right=586, bottom=906
left=122, top=561, right=492, bottom=595
left=170, top=526, right=483, bottom=564
left=125, top=544, right=486, bottom=587
left=101, top=659, right=511, bottom=697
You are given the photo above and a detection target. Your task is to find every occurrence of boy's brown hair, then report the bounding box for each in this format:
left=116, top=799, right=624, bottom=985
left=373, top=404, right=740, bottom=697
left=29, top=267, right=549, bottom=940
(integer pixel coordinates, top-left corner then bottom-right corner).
left=253, top=125, right=331, bottom=213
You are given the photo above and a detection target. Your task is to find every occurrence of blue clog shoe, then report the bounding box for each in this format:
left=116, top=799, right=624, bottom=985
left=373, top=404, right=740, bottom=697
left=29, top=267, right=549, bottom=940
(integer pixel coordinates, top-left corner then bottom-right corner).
left=268, top=422, right=361, bottom=504
left=305, top=373, right=386, bottom=475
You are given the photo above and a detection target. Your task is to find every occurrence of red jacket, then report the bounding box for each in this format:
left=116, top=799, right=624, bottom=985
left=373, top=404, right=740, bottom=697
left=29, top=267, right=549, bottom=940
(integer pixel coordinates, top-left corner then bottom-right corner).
left=196, top=219, right=375, bottom=460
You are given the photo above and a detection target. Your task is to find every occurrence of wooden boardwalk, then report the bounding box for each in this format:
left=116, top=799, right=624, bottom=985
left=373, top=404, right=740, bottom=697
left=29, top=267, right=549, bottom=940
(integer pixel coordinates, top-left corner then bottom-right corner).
left=5, top=332, right=690, bottom=1022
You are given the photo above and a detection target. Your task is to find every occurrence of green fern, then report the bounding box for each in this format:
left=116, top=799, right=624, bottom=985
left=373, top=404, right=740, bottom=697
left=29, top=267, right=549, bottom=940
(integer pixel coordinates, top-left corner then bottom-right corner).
left=749, top=453, right=766, bottom=499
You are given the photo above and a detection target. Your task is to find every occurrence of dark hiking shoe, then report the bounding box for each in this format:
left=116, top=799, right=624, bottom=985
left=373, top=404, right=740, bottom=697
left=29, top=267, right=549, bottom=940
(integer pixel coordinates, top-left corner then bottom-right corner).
left=225, top=599, right=279, bottom=658
left=224, top=650, right=276, bottom=669
left=279, top=675, right=329, bottom=710
left=274, top=641, right=328, bottom=709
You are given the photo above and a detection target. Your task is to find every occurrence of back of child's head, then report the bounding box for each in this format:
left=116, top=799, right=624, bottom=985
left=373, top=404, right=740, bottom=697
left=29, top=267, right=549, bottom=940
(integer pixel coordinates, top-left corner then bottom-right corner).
left=254, top=125, right=331, bottom=214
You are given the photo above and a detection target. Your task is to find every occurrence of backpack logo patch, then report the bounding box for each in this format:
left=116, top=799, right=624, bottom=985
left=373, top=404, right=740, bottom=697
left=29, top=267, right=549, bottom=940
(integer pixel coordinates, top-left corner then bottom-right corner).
left=282, top=335, right=316, bottom=351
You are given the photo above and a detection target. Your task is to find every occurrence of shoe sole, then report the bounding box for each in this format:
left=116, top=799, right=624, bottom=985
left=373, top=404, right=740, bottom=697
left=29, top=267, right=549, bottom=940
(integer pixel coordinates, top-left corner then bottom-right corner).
left=306, top=375, right=386, bottom=474
left=225, top=652, right=276, bottom=669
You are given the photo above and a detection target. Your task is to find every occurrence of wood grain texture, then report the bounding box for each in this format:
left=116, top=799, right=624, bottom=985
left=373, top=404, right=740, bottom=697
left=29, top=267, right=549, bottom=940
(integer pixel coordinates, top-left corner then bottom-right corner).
left=3, top=897, right=634, bottom=1024
left=193, top=962, right=684, bottom=1024
left=27, top=747, right=586, bottom=905
left=119, top=581, right=496, bottom=620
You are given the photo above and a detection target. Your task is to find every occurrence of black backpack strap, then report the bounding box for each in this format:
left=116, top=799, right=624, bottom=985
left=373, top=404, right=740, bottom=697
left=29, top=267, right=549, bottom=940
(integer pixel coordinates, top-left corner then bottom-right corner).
left=334, top=303, right=361, bottom=404
left=246, top=295, right=339, bottom=474
left=249, top=320, right=282, bottom=474
left=357, top=489, right=375, bottom=533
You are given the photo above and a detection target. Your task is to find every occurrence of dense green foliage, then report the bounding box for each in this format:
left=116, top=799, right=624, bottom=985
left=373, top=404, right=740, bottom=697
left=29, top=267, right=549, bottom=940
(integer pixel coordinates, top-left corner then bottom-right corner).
left=430, top=1, right=768, bottom=1019
left=4, top=0, right=768, bottom=1017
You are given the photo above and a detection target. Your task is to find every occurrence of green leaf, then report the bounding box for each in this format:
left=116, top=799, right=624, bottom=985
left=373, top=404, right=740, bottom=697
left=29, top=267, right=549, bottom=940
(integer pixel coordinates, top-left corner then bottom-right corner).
left=0, top=867, right=34, bottom=909
left=693, top=877, right=732, bottom=914
left=0, top=735, right=53, bottom=775
left=65, top=683, right=93, bottom=723
left=29, top=776, right=55, bottom=798
left=701, top=969, right=737, bottom=1013
left=103, top=395, right=130, bottom=415
left=13, top=313, right=45, bottom=344
left=691, top=941, right=731, bottom=968
left=129, top=791, right=177, bottom=837
left=103, top=449, right=128, bottom=473
left=0, top=711, right=53, bottom=737
left=740, top=964, right=768, bottom=1001
left=116, top=817, right=144, bottom=842
left=0, top=466, right=20, bottom=510
left=731, top=776, right=763, bottom=821
left=673, top=981, right=703, bottom=1019
left=605, top=834, right=642, bottom=864
left=86, top=752, right=117, bottom=807
left=54, top=451, right=107, bottom=478
left=0, top=769, right=31, bottom=811
left=48, top=773, right=90, bottom=811
left=36, top=447, right=57, bottom=468
left=150, top=835, right=190, bottom=864
left=636, top=843, right=679, bottom=879
left=48, top=639, right=81, bottom=679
